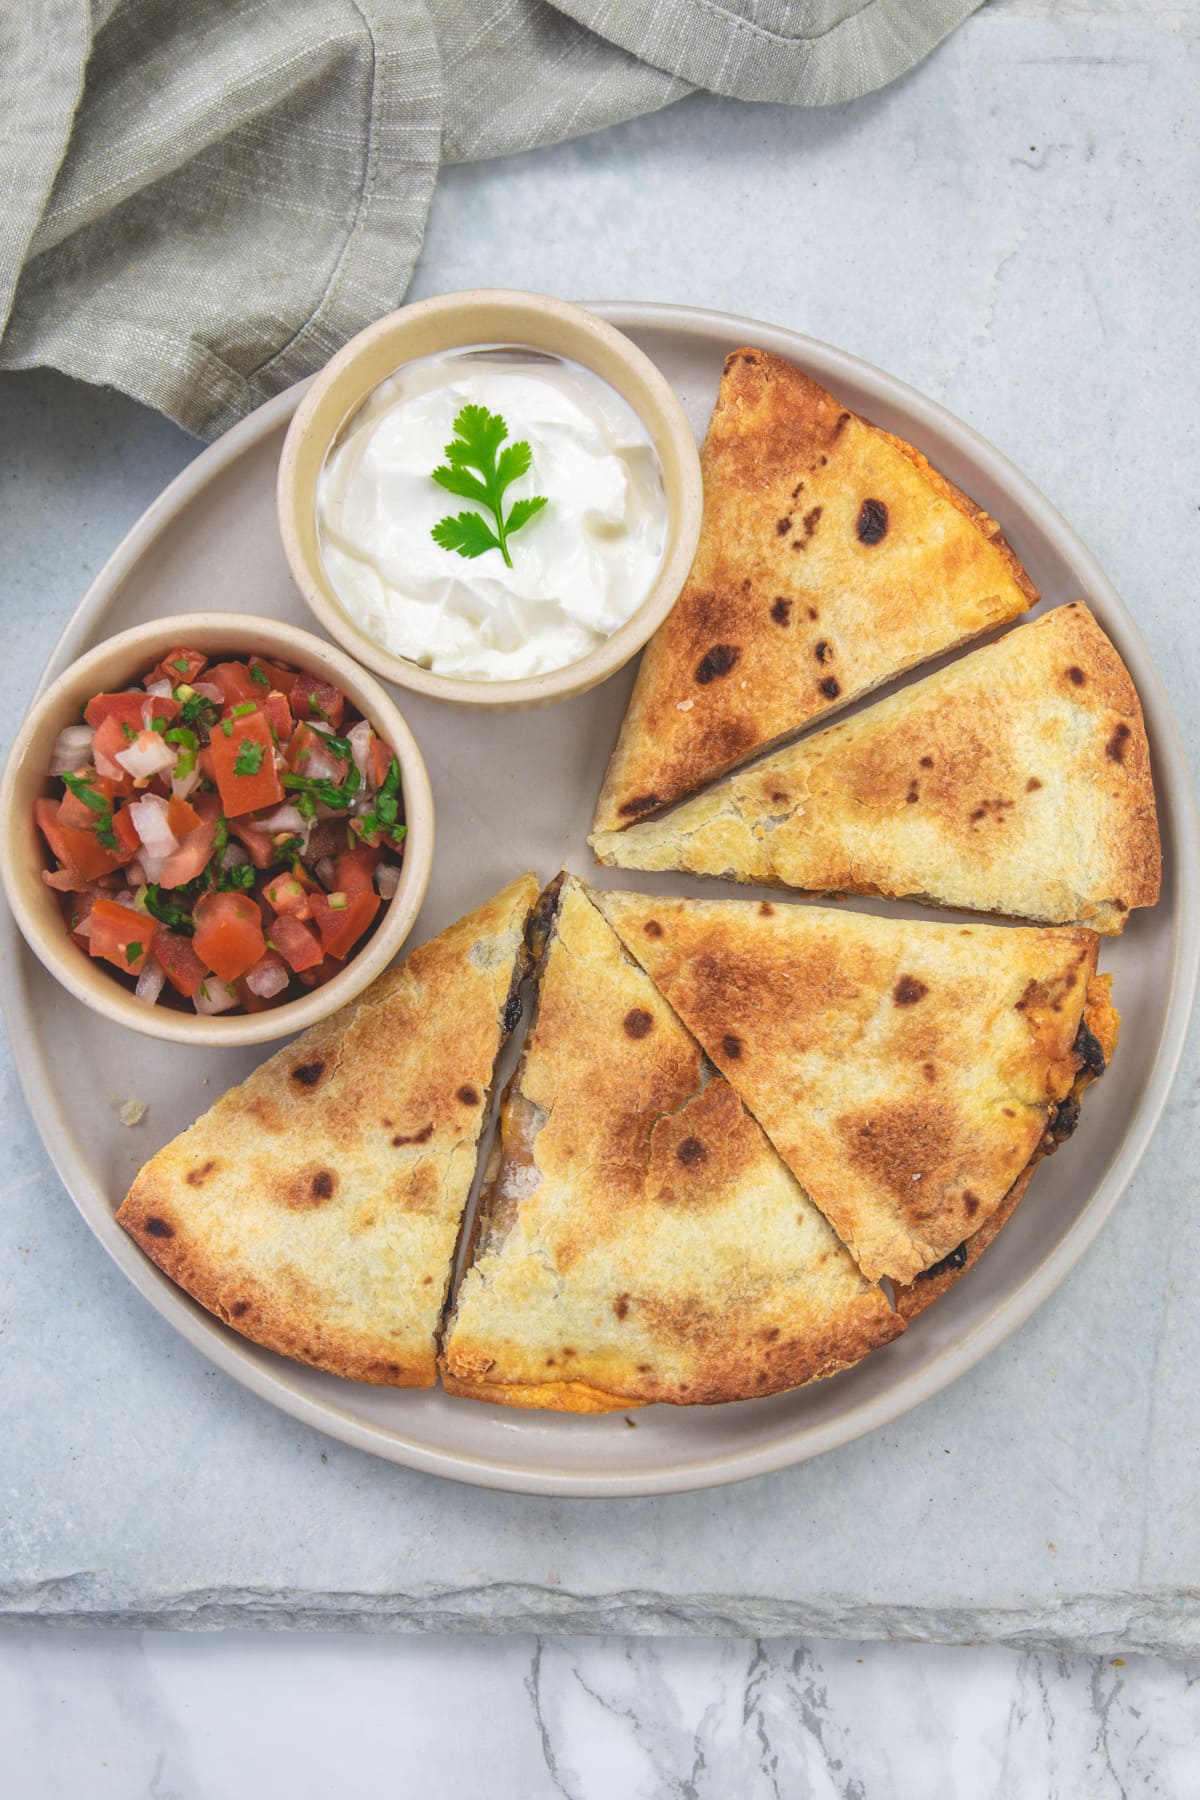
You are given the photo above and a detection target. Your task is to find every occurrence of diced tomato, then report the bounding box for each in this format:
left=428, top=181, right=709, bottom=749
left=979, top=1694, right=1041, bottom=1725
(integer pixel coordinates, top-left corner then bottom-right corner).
left=262, top=872, right=312, bottom=918
left=294, top=677, right=345, bottom=730
left=249, top=656, right=298, bottom=699
left=309, top=889, right=380, bottom=960
left=296, top=954, right=343, bottom=989
left=286, top=721, right=346, bottom=781
left=261, top=690, right=292, bottom=744
left=209, top=711, right=283, bottom=818
left=43, top=863, right=91, bottom=893
left=88, top=898, right=151, bottom=976
left=166, top=795, right=201, bottom=838
left=152, top=928, right=207, bottom=998
left=333, top=846, right=380, bottom=897
left=206, top=661, right=260, bottom=710
left=192, top=891, right=266, bottom=983
left=41, top=779, right=134, bottom=881
left=159, top=791, right=220, bottom=890
left=92, top=713, right=137, bottom=780
left=368, top=735, right=394, bottom=790
left=84, top=691, right=179, bottom=731
left=112, top=804, right=141, bottom=858
left=58, top=772, right=114, bottom=832
left=152, top=647, right=207, bottom=687
left=230, top=817, right=277, bottom=869
left=266, top=912, right=324, bottom=972
left=197, top=745, right=216, bottom=787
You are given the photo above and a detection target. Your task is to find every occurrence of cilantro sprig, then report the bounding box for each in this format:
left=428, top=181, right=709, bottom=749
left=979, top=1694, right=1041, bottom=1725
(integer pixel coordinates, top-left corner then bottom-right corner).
left=355, top=755, right=406, bottom=846
left=430, top=405, right=547, bottom=569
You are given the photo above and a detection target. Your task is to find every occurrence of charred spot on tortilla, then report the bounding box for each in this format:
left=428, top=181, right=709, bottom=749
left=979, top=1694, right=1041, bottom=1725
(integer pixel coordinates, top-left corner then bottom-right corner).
left=392, top=1123, right=434, bottom=1147
left=292, top=1060, right=325, bottom=1088
left=643, top=919, right=664, bottom=938
left=695, top=644, right=741, bottom=685
left=771, top=597, right=792, bottom=625
left=145, top=1216, right=175, bottom=1238
left=722, top=1033, right=744, bottom=1059
left=819, top=677, right=841, bottom=700
left=776, top=517, right=792, bottom=536
left=623, top=1008, right=654, bottom=1040
left=893, top=975, right=929, bottom=1007
left=457, top=1085, right=480, bottom=1106
left=1106, top=722, right=1132, bottom=762
left=676, top=1136, right=708, bottom=1167
left=618, top=793, right=661, bottom=818
left=185, top=1159, right=217, bottom=1187
left=1067, top=666, right=1086, bottom=686
left=815, top=640, right=833, bottom=664
left=857, top=498, right=889, bottom=544
left=310, top=1170, right=335, bottom=1201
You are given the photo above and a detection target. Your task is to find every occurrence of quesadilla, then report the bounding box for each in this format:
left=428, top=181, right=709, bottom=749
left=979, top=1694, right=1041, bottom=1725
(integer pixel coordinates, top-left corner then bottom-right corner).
left=592, top=604, right=1161, bottom=935
left=440, top=876, right=903, bottom=1410
left=595, top=890, right=1111, bottom=1285
left=892, top=971, right=1120, bottom=1318
left=117, top=873, right=540, bottom=1385
left=592, top=347, right=1037, bottom=835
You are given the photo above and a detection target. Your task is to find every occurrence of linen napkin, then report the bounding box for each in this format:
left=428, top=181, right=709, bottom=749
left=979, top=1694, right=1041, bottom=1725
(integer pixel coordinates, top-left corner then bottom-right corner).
left=0, top=0, right=980, bottom=438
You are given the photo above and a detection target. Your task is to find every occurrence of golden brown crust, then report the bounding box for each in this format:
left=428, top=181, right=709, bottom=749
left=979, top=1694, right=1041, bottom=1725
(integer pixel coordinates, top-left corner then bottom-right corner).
left=592, top=604, right=1161, bottom=935
left=117, top=874, right=540, bottom=1385
left=893, top=974, right=1121, bottom=1318
left=593, top=348, right=1036, bottom=834
left=596, top=889, right=1102, bottom=1285
left=439, top=876, right=903, bottom=1409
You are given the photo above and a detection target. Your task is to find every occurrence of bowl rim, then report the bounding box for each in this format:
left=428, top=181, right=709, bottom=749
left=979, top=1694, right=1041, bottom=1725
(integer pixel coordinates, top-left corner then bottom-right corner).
left=0, top=610, right=434, bottom=1048
left=276, top=288, right=703, bottom=707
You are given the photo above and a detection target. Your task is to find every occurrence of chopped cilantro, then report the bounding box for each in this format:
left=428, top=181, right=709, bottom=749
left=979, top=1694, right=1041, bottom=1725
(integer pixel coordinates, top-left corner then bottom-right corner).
left=220, top=718, right=234, bottom=738
left=171, top=657, right=190, bottom=674
left=143, top=886, right=193, bottom=933
left=61, top=772, right=118, bottom=850
left=125, top=941, right=144, bottom=964
left=250, top=663, right=270, bottom=688
left=234, top=739, right=265, bottom=777
left=213, top=815, right=229, bottom=862
left=355, top=756, right=403, bottom=842
left=216, top=861, right=255, bottom=892
left=122, top=722, right=137, bottom=742
left=231, top=700, right=257, bottom=719
left=282, top=767, right=359, bottom=810
left=180, top=692, right=216, bottom=727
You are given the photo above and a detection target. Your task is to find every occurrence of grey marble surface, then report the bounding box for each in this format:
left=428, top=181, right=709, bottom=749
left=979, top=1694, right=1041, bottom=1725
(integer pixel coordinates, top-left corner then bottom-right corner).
left=1, top=0, right=1199, bottom=1677
left=5, top=1628, right=1200, bottom=1798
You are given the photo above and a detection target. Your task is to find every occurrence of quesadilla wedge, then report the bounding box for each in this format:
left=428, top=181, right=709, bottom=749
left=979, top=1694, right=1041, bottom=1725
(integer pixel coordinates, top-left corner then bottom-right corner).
left=440, top=876, right=903, bottom=1410
left=117, top=873, right=540, bottom=1385
left=596, top=890, right=1111, bottom=1285
left=592, top=604, right=1161, bottom=934
left=891, top=972, right=1120, bottom=1319
left=592, top=347, right=1036, bottom=835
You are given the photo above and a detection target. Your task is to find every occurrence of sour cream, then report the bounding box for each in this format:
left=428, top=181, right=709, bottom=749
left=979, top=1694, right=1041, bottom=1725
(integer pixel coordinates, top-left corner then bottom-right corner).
left=316, top=349, right=669, bottom=682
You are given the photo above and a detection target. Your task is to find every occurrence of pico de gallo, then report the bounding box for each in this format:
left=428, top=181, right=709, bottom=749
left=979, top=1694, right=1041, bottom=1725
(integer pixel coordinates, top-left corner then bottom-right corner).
left=36, top=647, right=407, bottom=1015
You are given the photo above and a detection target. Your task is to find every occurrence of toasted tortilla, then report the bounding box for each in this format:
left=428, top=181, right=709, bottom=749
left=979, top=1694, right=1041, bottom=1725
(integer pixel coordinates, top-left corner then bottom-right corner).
left=596, top=890, right=1104, bottom=1285
left=117, top=873, right=540, bottom=1386
left=440, top=876, right=903, bottom=1410
left=593, top=604, right=1161, bottom=935
left=592, top=347, right=1036, bottom=835
left=892, top=972, right=1120, bottom=1319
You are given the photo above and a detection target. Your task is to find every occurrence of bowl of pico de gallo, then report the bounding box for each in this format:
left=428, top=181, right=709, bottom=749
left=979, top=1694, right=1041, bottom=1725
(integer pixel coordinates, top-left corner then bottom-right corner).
left=0, top=613, right=433, bottom=1045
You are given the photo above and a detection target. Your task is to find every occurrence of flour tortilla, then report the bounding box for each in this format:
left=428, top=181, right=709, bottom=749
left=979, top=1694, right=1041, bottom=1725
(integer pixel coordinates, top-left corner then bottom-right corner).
left=440, top=876, right=902, bottom=1410
left=592, top=604, right=1160, bottom=935
left=117, top=874, right=540, bottom=1385
left=596, top=889, right=1104, bottom=1285
left=593, top=347, right=1036, bottom=835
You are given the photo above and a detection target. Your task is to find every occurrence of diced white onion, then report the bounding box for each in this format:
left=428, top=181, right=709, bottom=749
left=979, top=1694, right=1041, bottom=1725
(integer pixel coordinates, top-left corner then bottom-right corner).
left=93, top=746, right=125, bottom=781
left=171, top=764, right=201, bottom=802
left=73, top=912, right=95, bottom=941
left=193, top=980, right=239, bottom=1015
left=48, top=724, right=95, bottom=777
left=220, top=844, right=249, bottom=872
left=192, top=681, right=223, bottom=703
left=246, top=961, right=289, bottom=1000
left=135, top=958, right=167, bottom=1006
left=374, top=862, right=401, bottom=898
left=302, top=744, right=343, bottom=784
left=116, top=731, right=175, bottom=781
left=347, top=720, right=374, bottom=787
left=144, top=679, right=173, bottom=700
left=257, top=804, right=308, bottom=837
left=128, top=794, right=179, bottom=858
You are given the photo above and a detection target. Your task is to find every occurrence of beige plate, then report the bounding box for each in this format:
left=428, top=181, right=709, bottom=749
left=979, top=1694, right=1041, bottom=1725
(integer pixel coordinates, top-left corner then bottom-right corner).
left=2, top=304, right=1196, bottom=1497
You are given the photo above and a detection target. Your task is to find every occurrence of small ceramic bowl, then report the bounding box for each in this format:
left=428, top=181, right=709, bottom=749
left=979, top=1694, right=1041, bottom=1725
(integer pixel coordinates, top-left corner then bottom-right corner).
left=0, top=613, right=434, bottom=1048
left=277, top=289, right=703, bottom=709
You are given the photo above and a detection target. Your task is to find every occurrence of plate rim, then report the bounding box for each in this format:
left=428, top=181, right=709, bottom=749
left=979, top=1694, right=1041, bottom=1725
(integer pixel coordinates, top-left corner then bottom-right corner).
left=4, top=299, right=1197, bottom=1497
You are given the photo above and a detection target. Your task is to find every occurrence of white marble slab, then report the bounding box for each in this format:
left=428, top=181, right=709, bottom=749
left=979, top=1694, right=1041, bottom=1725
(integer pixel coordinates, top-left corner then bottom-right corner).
left=1, top=0, right=1198, bottom=1656
left=4, top=1628, right=1200, bottom=1798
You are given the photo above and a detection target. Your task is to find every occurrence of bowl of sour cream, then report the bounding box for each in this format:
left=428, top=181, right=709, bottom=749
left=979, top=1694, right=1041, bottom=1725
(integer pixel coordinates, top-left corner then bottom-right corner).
left=277, top=291, right=703, bottom=708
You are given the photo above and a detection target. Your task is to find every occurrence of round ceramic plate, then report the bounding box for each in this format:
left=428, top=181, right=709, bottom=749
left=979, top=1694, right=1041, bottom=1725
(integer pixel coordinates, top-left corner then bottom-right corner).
left=4, top=304, right=1196, bottom=1497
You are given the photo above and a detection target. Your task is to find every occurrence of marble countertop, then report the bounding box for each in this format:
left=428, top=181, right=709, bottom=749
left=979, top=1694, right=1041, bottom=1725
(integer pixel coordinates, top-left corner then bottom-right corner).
left=2, top=0, right=1198, bottom=1785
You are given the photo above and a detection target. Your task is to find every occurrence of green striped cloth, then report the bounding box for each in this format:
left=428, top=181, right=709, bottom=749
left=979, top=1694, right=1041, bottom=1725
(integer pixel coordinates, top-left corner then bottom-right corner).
left=0, top=0, right=980, bottom=438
